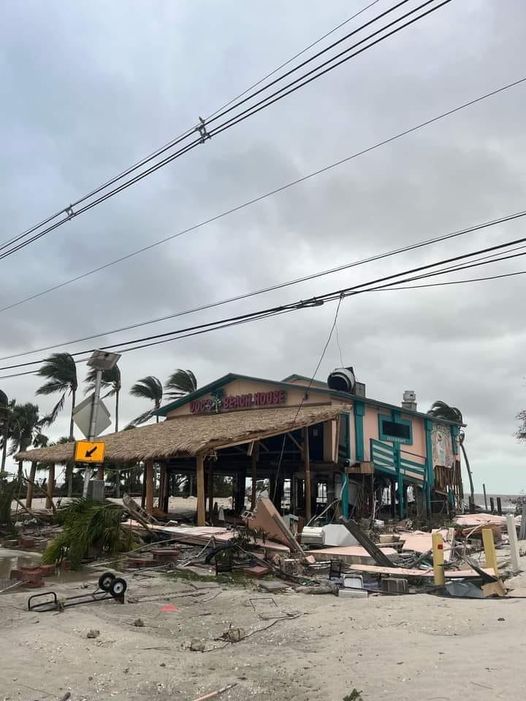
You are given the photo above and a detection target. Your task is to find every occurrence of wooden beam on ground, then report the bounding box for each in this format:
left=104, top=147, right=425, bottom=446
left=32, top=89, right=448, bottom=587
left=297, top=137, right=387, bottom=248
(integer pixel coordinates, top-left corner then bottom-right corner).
left=196, top=453, right=205, bottom=526
left=145, top=460, right=154, bottom=514
left=339, top=516, right=395, bottom=567
left=303, top=427, right=312, bottom=521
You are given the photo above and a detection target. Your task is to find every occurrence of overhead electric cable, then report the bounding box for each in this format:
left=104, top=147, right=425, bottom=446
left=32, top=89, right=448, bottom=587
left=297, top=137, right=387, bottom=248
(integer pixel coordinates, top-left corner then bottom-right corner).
left=1, top=232, right=525, bottom=376
left=0, top=0, right=452, bottom=261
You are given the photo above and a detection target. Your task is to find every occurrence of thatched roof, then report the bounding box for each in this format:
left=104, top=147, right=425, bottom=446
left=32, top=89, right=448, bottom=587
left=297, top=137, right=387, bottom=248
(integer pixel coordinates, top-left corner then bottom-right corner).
left=15, top=404, right=348, bottom=464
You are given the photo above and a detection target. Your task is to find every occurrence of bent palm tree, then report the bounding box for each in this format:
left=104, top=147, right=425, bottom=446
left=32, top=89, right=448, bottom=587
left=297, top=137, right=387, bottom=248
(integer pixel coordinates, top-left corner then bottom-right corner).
left=8, top=402, right=42, bottom=477
left=37, top=353, right=78, bottom=496
left=129, top=376, right=163, bottom=426
left=165, top=369, right=197, bottom=400
left=427, top=400, right=474, bottom=502
left=86, top=364, right=122, bottom=432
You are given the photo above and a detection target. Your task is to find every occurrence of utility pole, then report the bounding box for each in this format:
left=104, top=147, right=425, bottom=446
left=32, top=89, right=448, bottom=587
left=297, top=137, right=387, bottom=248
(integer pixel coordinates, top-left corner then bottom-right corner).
left=0, top=389, right=8, bottom=473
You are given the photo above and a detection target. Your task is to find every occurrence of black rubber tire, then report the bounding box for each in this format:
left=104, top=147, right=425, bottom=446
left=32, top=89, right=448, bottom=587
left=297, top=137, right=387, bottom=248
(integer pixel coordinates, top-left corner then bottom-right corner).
left=110, top=577, right=127, bottom=598
left=98, top=572, right=116, bottom=592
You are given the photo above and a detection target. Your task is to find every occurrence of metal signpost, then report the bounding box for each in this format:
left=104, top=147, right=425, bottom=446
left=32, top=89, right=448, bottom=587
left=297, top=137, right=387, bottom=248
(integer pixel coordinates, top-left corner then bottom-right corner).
left=81, top=350, right=121, bottom=498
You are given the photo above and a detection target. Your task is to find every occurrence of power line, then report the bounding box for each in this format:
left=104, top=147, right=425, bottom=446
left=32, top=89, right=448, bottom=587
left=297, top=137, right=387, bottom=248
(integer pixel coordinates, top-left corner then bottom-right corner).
left=2, top=208, right=526, bottom=362
left=0, top=0, right=452, bottom=261
left=0, top=0, right=382, bottom=256
left=1, top=232, right=525, bottom=376
left=0, top=262, right=523, bottom=383
left=2, top=75, right=524, bottom=319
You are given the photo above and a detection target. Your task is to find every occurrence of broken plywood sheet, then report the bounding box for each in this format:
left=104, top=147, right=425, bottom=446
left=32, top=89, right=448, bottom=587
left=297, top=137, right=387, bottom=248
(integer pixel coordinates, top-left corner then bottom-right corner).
left=244, top=498, right=304, bottom=555
left=348, top=564, right=497, bottom=579
left=308, top=545, right=398, bottom=565
left=400, top=529, right=454, bottom=562
left=126, top=520, right=290, bottom=553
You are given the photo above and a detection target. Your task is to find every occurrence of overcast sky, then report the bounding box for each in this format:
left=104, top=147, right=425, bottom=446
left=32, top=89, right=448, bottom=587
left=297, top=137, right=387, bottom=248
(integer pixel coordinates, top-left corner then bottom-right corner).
left=1, top=0, right=525, bottom=493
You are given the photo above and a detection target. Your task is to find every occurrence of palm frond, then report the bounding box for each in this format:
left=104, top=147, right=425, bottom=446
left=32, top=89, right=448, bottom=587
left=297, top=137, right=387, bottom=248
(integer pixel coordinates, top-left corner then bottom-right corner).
left=130, top=376, right=163, bottom=402
left=85, top=365, right=121, bottom=395
left=165, top=369, right=197, bottom=399
left=40, top=392, right=67, bottom=427
left=126, top=408, right=155, bottom=428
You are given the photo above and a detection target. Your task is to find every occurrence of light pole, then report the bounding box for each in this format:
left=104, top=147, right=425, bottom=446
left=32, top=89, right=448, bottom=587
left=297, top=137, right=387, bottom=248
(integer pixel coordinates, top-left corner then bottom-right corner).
left=82, top=350, right=121, bottom=498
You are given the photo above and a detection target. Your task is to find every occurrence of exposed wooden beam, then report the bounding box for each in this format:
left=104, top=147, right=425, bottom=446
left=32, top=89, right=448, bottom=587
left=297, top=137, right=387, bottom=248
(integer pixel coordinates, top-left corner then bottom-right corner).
left=196, top=453, right=206, bottom=526
left=303, top=427, right=312, bottom=521
left=145, top=460, right=154, bottom=514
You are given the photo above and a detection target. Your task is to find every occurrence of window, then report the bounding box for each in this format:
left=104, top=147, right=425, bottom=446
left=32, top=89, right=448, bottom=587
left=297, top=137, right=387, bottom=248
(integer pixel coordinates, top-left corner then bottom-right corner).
left=379, top=415, right=412, bottom=444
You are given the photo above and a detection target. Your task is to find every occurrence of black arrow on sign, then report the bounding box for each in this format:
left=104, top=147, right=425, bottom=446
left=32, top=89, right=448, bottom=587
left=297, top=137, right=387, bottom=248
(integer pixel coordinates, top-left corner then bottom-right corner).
left=85, top=446, right=98, bottom=458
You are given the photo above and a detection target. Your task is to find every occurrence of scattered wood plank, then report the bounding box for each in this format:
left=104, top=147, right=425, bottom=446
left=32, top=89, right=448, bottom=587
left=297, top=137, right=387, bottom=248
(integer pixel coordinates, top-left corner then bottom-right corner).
left=349, top=564, right=497, bottom=579
left=339, top=517, right=394, bottom=567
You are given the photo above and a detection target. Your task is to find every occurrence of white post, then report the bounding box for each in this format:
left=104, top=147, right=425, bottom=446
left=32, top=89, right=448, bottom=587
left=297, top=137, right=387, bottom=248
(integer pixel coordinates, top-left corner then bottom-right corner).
left=82, top=369, right=102, bottom=498
left=507, top=513, right=520, bottom=574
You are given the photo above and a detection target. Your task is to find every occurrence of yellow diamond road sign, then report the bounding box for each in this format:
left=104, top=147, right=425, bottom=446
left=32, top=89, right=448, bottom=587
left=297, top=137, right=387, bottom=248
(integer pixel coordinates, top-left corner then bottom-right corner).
left=74, top=440, right=105, bottom=464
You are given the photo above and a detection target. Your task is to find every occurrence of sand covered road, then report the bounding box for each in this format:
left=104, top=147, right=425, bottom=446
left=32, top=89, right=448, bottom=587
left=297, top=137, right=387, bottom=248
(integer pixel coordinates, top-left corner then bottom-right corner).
left=2, top=561, right=526, bottom=701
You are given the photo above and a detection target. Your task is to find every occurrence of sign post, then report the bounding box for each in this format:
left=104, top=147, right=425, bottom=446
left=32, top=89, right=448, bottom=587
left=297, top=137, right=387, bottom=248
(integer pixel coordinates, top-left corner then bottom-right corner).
left=81, top=350, right=120, bottom=498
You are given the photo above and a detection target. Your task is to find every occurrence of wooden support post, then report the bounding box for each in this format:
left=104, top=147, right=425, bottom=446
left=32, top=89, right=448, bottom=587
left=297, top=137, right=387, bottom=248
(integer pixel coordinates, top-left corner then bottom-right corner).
left=432, top=532, right=445, bottom=586
left=234, top=464, right=247, bottom=514
left=520, top=503, right=526, bottom=540
left=207, top=462, right=214, bottom=521
left=496, top=497, right=502, bottom=516
left=482, top=483, right=488, bottom=511
left=482, top=527, right=499, bottom=576
left=250, top=449, right=258, bottom=510
left=96, top=464, right=104, bottom=481
left=26, top=462, right=36, bottom=509
left=507, top=514, right=520, bottom=574
left=490, top=497, right=495, bottom=514
left=145, top=460, right=154, bottom=515
left=303, top=427, right=312, bottom=521
left=46, top=464, right=55, bottom=510
left=159, top=463, right=167, bottom=512
left=196, top=453, right=205, bottom=526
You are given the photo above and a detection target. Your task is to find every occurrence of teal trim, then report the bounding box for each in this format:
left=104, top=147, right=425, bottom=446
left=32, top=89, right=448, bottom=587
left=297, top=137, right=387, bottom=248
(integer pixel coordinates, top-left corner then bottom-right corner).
left=341, top=473, right=350, bottom=519
left=354, top=401, right=365, bottom=461
left=424, top=418, right=434, bottom=513
left=378, top=413, right=413, bottom=445
left=395, top=444, right=404, bottom=517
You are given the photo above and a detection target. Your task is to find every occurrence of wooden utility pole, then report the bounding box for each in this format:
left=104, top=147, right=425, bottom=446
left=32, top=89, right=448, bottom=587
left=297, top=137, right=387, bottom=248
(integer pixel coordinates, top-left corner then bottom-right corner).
left=196, top=453, right=205, bottom=526
left=303, top=427, right=312, bottom=521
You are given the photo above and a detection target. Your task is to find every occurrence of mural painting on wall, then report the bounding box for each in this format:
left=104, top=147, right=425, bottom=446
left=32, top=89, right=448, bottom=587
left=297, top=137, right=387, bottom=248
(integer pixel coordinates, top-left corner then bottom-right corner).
left=432, top=424, right=454, bottom=468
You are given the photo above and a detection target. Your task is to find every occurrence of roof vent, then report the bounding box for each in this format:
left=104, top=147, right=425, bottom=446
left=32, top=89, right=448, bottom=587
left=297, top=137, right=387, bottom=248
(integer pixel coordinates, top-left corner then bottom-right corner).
left=401, top=390, right=417, bottom=411
left=327, top=367, right=356, bottom=394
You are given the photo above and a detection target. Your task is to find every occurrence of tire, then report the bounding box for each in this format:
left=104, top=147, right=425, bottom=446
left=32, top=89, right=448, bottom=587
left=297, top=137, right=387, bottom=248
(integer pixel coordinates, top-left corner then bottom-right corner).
left=98, top=572, right=115, bottom=592
left=110, top=577, right=127, bottom=598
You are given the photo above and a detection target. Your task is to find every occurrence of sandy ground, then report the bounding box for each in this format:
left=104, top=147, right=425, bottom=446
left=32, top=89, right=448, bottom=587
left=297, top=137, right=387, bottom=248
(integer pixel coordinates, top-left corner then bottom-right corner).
left=2, top=547, right=526, bottom=701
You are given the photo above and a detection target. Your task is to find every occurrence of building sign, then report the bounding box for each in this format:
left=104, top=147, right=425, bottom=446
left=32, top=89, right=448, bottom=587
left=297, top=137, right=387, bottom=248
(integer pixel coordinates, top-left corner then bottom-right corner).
left=432, top=424, right=454, bottom=468
left=190, top=390, right=287, bottom=414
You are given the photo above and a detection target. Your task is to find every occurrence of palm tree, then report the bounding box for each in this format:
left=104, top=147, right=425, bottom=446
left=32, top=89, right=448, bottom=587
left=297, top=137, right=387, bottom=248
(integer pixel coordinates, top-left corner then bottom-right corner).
left=165, top=370, right=197, bottom=400
left=86, top=364, right=122, bottom=432
left=37, top=353, right=78, bottom=496
left=7, top=402, right=42, bottom=476
left=37, top=353, right=78, bottom=436
left=129, top=376, right=164, bottom=426
left=427, top=400, right=474, bottom=502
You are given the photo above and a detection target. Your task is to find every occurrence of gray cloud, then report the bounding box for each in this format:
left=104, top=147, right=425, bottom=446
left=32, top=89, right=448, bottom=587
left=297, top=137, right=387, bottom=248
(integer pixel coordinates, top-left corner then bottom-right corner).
left=1, top=0, right=525, bottom=492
